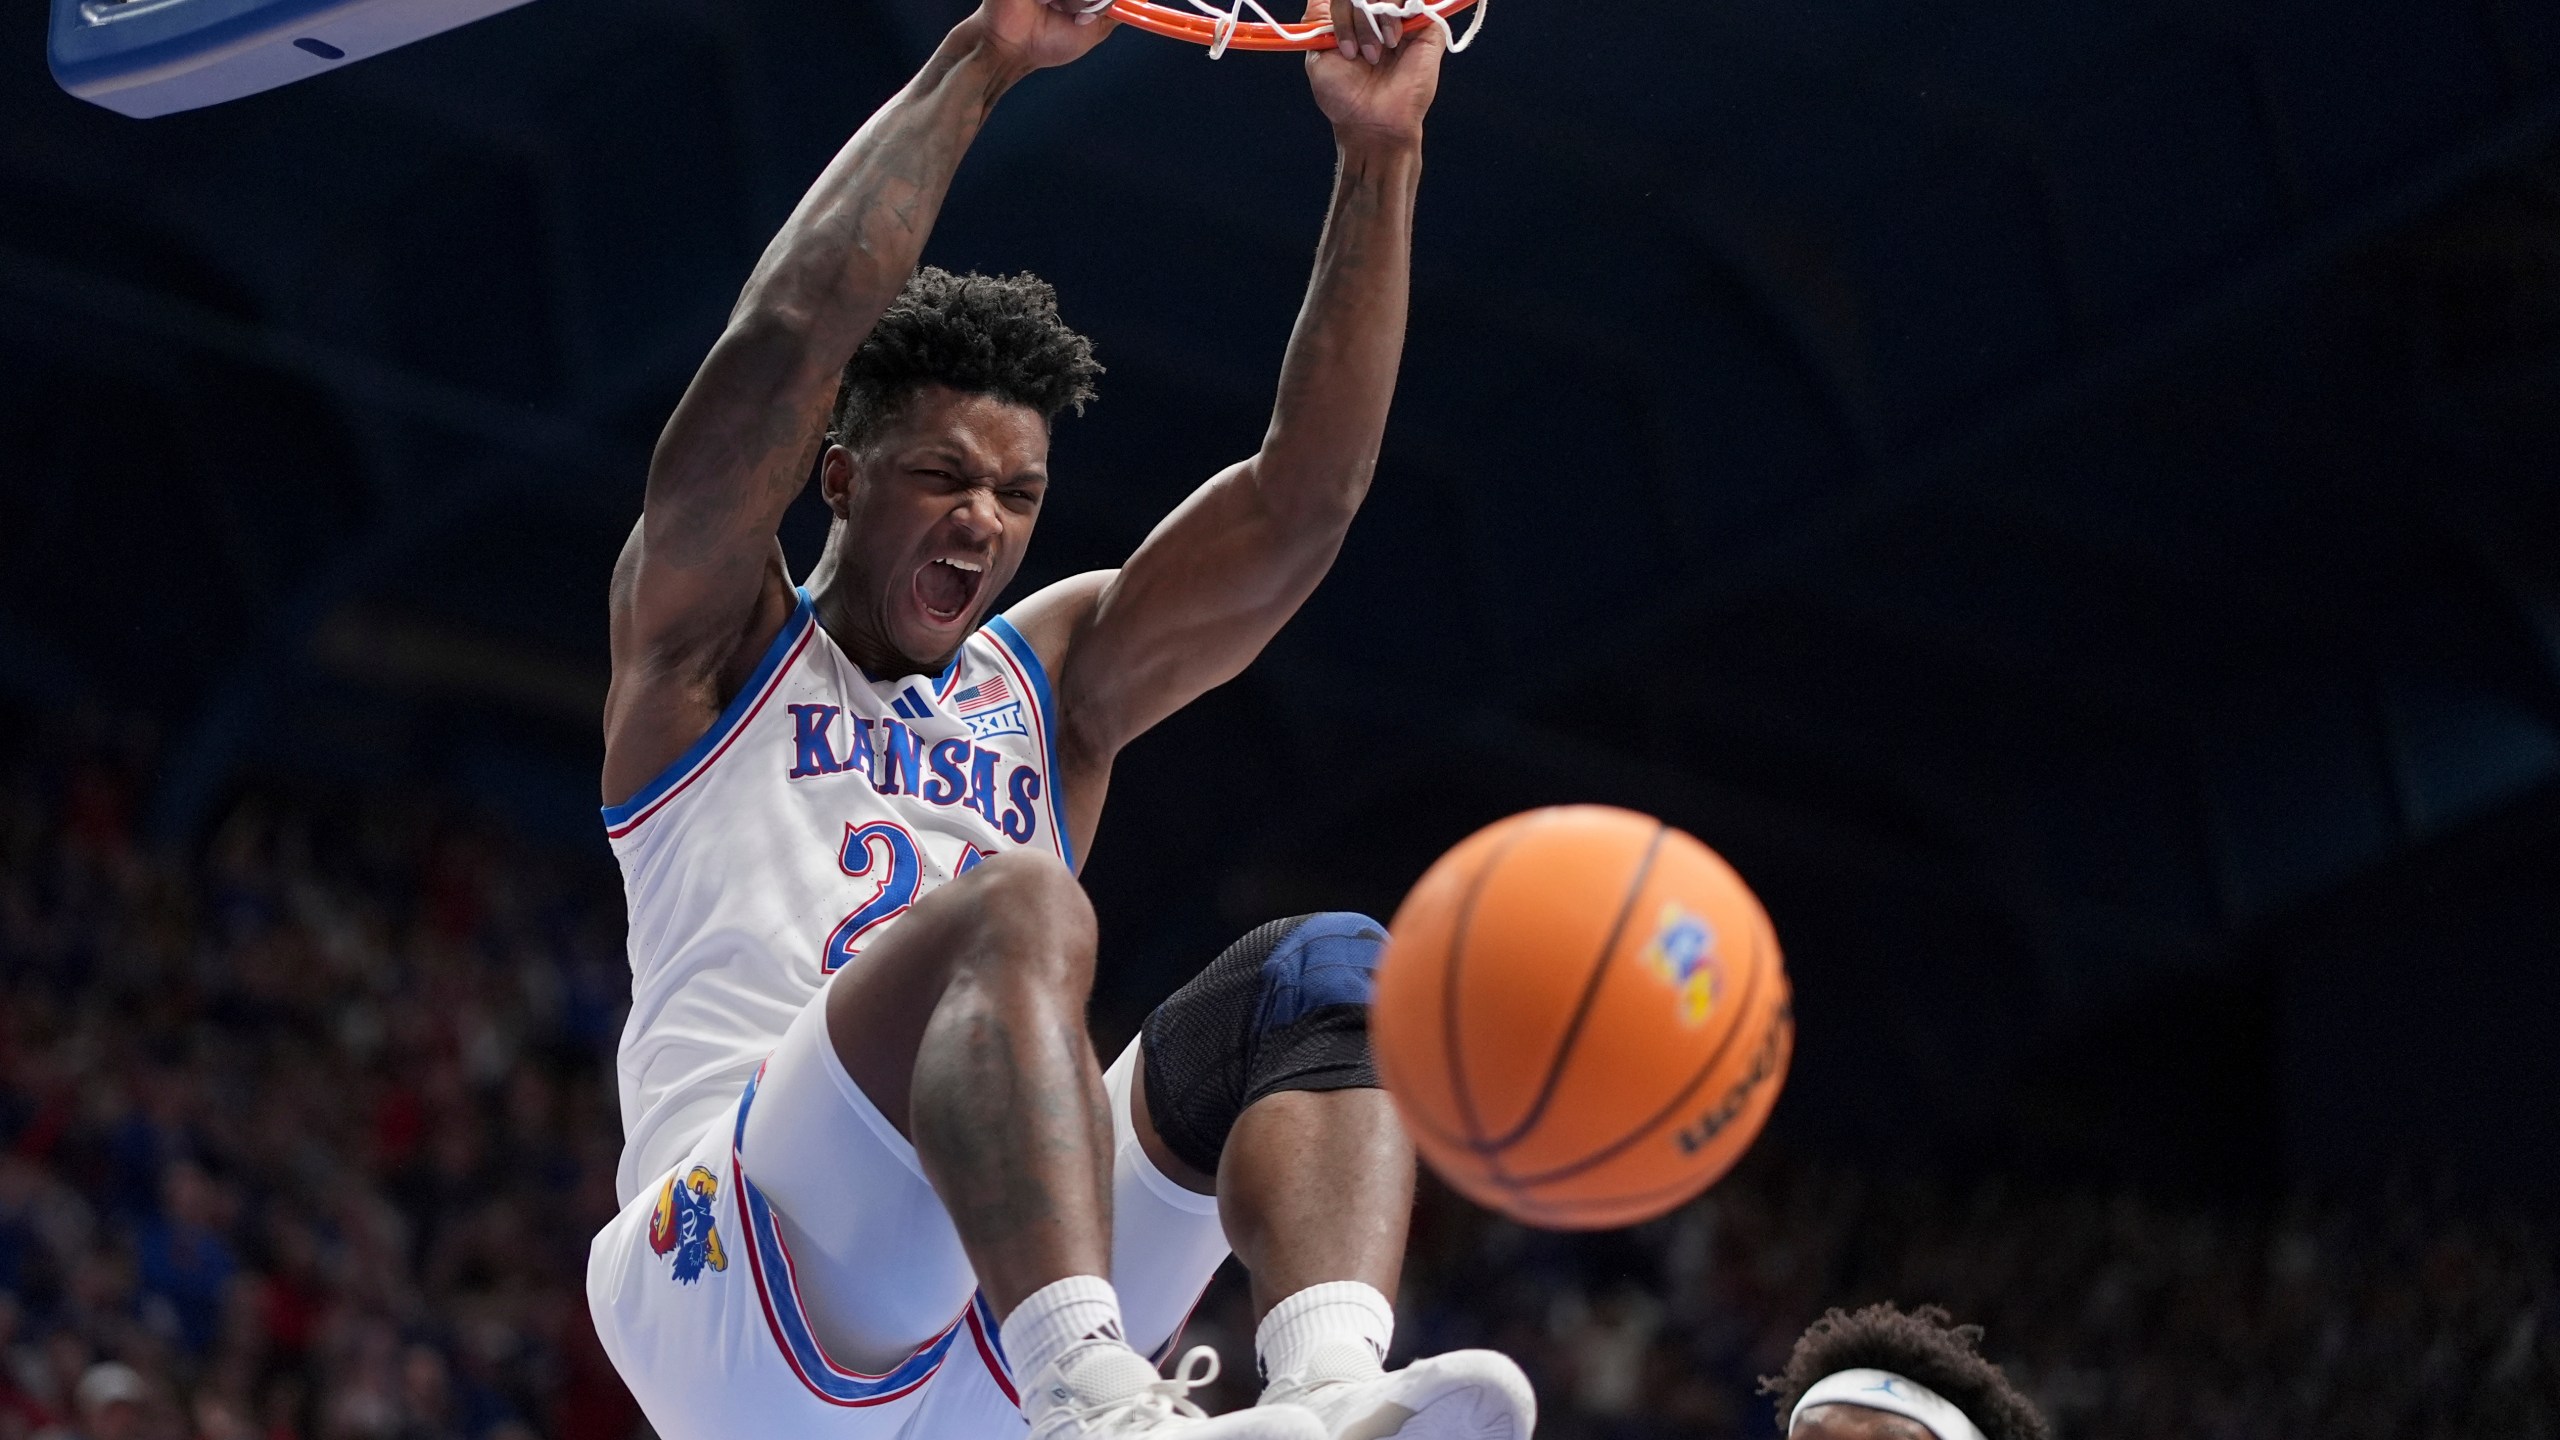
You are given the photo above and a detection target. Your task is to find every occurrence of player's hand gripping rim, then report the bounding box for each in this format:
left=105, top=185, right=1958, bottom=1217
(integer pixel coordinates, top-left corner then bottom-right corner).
left=1303, top=0, right=1442, bottom=143
left=1310, top=0, right=1394, bottom=66
left=975, top=0, right=1119, bottom=72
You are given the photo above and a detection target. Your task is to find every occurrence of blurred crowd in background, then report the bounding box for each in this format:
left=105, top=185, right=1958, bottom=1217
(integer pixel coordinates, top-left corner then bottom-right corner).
left=1326, top=1156, right=2558, bottom=1439
left=0, top=715, right=636, bottom=1440
left=1, top=711, right=2554, bottom=1440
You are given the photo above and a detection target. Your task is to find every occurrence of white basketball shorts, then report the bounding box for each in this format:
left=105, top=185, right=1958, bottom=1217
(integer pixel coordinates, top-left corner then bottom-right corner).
left=587, top=991, right=1234, bottom=1439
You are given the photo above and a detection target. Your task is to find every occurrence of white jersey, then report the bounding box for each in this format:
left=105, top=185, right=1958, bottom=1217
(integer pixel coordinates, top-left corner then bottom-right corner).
left=604, top=588, right=1072, bottom=1204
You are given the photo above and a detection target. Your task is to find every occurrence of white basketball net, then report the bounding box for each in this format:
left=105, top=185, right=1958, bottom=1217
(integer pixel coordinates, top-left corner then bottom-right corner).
left=1089, top=0, right=1484, bottom=59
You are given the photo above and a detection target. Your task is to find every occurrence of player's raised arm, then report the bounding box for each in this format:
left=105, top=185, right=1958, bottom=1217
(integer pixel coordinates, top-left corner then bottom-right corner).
left=1017, top=9, right=1442, bottom=778
left=603, top=0, right=1113, bottom=804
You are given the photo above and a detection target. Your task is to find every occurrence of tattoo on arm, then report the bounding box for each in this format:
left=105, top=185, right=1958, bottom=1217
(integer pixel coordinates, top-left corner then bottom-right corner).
left=608, top=24, right=1040, bottom=800
left=649, top=31, right=1031, bottom=542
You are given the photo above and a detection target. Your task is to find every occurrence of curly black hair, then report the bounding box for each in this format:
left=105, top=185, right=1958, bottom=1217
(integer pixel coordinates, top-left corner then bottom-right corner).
left=829, top=267, right=1102, bottom=450
left=1760, top=1303, right=2050, bottom=1440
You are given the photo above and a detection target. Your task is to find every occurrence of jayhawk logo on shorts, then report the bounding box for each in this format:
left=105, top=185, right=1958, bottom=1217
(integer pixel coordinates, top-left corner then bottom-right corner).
left=1641, top=903, right=1721, bottom=1028
left=647, top=1166, right=728, bottom=1283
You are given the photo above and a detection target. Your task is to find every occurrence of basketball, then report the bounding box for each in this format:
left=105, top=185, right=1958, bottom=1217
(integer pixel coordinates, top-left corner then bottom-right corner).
left=1370, top=805, right=1793, bottom=1230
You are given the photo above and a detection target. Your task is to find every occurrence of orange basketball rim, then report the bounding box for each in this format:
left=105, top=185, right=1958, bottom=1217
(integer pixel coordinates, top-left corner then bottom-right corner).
left=1108, top=0, right=1483, bottom=55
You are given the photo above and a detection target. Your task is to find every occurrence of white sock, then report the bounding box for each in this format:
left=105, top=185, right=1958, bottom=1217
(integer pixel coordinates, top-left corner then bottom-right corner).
left=1256, top=1280, right=1394, bottom=1385
left=1001, top=1274, right=1131, bottom=1391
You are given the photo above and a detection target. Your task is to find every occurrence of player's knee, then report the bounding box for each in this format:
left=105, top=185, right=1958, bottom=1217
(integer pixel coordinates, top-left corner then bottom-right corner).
left=1140, top=912, right=1386, bottom=1177
left=959, top=850, right=1096, bottom=988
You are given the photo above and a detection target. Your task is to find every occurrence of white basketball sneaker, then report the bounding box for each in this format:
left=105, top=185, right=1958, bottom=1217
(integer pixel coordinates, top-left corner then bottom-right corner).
left=1024, top=1341, right=1329, bottom=1440
left=1260, top=1341, right=1537, bottom=1440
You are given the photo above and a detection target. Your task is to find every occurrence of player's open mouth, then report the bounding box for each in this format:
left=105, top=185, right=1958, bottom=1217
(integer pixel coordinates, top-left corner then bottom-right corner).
left=912, top=557, right=985, bottom=626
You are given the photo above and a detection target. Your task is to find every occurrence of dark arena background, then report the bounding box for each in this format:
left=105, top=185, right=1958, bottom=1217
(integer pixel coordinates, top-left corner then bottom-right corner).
left=7, top=0, right=2560, bottom=1436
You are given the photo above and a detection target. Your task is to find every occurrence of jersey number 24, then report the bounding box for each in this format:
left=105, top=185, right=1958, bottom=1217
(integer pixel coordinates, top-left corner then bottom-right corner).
left=822, top=821, right=993, bottom=974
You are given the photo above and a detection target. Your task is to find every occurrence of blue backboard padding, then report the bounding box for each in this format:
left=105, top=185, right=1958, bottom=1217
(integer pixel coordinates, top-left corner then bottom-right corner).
left=49, top=0, right=536, bottom=115
left=51, top=0, right=350, bottom=92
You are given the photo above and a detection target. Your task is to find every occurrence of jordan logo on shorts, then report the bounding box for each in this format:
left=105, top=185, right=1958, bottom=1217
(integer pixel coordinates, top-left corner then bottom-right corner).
left=648, top=1166, right=730, bottom=1283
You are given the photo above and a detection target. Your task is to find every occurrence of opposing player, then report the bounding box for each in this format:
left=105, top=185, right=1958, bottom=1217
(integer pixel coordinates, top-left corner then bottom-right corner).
left=1765, top=1304, right=2051, bottom=1440
left=583, top=0, right=1531, bottom=1436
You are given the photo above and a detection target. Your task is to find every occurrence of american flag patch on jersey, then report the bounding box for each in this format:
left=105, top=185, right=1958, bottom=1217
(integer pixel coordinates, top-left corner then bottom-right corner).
left=953, top=673, right=1029, bottom=741
left=953, top=675, right=1013, bottom=715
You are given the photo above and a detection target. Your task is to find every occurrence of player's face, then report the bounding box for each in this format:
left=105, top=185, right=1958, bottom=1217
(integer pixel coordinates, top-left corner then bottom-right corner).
left=826, top=385, right=1050, bottom=671
left=1789, top=1405, right=1941, bottom=1440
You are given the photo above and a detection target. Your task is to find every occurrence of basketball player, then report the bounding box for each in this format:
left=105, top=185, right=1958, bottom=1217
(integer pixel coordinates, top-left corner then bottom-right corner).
left=1765, top=1304, right=2051, bottom=1440
left=583, top=0, right=1532, bottom=1435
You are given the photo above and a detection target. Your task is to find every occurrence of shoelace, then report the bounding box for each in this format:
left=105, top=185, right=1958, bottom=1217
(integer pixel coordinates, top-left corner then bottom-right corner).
left=1065, top=1346, right=1224, bottom=1431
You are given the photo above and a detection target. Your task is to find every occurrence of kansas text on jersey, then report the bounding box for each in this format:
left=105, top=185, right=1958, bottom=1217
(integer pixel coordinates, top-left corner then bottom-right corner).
left=603, top=589, right=1070, bottom=1203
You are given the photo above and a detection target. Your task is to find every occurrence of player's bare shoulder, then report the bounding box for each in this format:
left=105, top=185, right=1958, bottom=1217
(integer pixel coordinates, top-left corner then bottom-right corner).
left=602, top=535, right=800, bottom=808
left=995, top=570, right=1116, bottom=748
